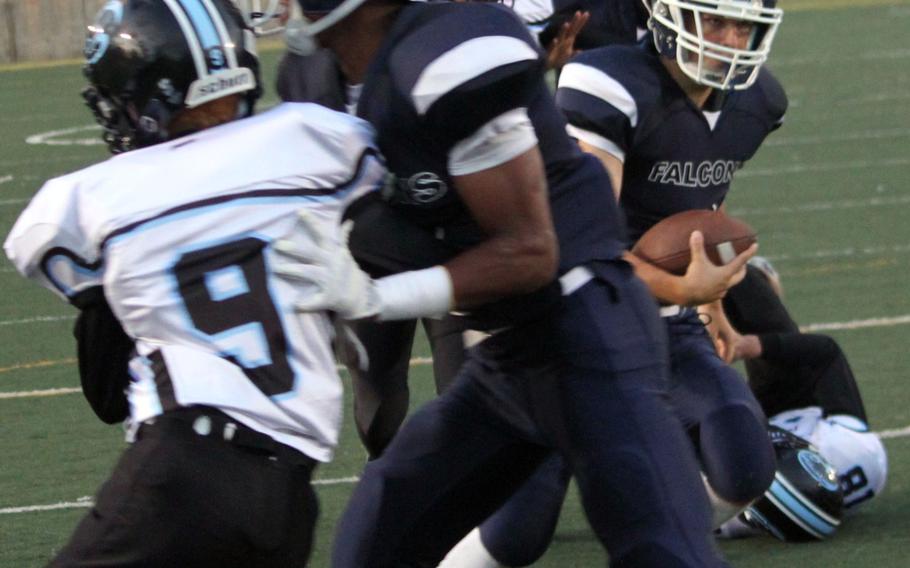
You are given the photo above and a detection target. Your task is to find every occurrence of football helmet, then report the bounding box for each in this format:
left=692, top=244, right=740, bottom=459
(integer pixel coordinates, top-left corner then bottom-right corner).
left=770, top=407, right=888, bottom=511
left=744, top=426, right=844, bottom=541
left=82, top=0, right=261, bottom=153
left=647, top=0, right=783, bottom=90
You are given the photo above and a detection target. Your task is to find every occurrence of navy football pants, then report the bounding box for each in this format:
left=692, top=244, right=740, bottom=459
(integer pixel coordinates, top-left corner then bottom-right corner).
left=477, top=309, right=774, bottom=566
left=332, top=262, right=724, bottom=567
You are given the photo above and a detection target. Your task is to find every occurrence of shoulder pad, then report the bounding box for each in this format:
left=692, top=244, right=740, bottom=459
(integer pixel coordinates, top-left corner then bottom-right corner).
left=387, top=4, right=542, bottom=117
left=754, top=67, right=788, bottom=126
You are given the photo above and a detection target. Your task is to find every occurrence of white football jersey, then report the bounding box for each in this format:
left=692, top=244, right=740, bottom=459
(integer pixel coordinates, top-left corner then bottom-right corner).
left=5, top=103, right=386, bottom=462
left=770, top=406, right=888, bottom=510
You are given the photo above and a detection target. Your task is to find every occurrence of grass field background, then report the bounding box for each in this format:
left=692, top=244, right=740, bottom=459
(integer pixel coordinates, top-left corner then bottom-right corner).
left=2, top=1, right=910, bottom=566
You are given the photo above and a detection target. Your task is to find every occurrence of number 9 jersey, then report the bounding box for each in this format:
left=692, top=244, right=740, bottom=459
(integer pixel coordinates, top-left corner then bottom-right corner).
left=4, top=103, right=386, bottom=463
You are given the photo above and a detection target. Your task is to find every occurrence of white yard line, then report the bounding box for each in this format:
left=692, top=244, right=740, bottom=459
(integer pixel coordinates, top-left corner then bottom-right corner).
left=0, top=475, right=366, bottom=514
left=5, top=415, right=909, bottom=516
left=800, top=314, right=910, bottom=333
left=0, top=315, right=75, bottom=327
left=728, top=195, right=910, bottom=217
left=765, top=244, right=910, bottom=262
left=737, top=156, right=910, bottom=178
left=0, top=387, right=80, bottom=399
left=765, top=127, right=910, bottom=148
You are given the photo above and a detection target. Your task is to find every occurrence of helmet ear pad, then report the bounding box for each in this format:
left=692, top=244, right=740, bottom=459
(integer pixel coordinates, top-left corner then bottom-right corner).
left=745, top=427, right=844, bottom=541
left=132, top=97, right=174, bottom=148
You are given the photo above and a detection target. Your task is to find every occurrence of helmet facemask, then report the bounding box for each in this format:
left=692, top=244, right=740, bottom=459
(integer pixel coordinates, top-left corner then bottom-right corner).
left=649, top=0, right=782, bottom=90
left=234, top=0, right=289, bottom=35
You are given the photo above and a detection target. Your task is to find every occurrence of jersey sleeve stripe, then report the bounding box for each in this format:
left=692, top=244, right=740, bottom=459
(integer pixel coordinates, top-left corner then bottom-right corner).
left=411, top=35, right=539, bottom=116
left=565, top=124, right=626, bottom=162
left=448, top=108, right=538, bottom=176
left=559, top=62, right=639, bottom=127
left=101, top=147, right=383, bottom=250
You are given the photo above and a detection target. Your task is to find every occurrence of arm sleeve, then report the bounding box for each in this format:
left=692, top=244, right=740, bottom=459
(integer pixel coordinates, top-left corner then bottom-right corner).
left=389, top=6, right=545, bottom=152
left=556, top=59, right=637, bottom=160
left=72, top=287, right=132, bottom=424
left=4, top=177, right=103, bottom=302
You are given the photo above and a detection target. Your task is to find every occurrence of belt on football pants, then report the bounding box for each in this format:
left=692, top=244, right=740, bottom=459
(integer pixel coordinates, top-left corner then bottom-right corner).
left=138, top=406, right=317, bottom=470
left=560, top=266, right=689, bottom=318
left=559, top=265, right=594, bottom=296
left=659, top=304, right=683, bottom=317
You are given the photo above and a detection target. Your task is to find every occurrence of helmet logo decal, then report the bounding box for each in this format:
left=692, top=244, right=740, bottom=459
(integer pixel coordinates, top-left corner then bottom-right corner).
left=406, top=172, right=448, bottom=204
left=185, top=68, right=256, bottom=108
left=84, top=1, right=124, bottom=64
left=797, top=450, right=840, bottom=492
left=207, top=46, right=226, bottom=69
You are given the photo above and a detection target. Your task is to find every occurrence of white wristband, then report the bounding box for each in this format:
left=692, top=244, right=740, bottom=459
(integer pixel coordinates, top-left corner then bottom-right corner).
left=374, top=266, right=454, bottom=321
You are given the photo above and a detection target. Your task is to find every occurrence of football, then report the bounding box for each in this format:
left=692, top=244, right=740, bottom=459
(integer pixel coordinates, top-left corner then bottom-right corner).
left=631, top=210, right=757, bottom=275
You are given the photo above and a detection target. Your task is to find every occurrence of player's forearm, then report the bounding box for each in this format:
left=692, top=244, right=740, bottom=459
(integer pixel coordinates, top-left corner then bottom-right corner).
left=444, top=230, right=558, bottom=309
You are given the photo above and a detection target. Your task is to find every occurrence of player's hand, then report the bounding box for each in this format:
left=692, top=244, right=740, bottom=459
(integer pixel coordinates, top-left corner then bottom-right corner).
left=682, top=231, right=757, bottom=305
left=273, top=211, right=380, bottom=320
left=545, top=11, right=590, bottom=70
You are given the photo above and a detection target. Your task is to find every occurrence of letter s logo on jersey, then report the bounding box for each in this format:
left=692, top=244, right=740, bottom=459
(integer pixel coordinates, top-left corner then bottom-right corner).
left=406, top=172, right=448, bottom=204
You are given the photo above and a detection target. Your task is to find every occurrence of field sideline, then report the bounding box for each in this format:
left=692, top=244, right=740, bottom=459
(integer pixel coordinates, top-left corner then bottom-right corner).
left=2, top=1, right=910, bottom=566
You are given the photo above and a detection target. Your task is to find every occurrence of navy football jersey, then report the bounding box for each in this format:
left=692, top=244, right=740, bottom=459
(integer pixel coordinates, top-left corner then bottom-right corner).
left=556, top=43, right=787, bottom=243
left=355, top=2, right=626, bottom=278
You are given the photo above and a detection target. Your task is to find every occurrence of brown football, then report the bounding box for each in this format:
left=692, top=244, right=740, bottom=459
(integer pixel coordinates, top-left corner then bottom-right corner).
left=631, top=210, right=757, bottom=276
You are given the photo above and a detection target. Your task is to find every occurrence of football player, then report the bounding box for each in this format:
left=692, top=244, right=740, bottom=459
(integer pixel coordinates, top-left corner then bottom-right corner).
left=272, top=0, right=728, bottom=566
left=714, top=258, right=888, bottom=539
left=442, top=0, right=784, bottom=565
left=270, top=1, right=588, bottom=464
left=3, top=1, right=387, bottom=565
left=276, top=8, right=470, bottom=462
left=558, top=0, right=783, bottom=521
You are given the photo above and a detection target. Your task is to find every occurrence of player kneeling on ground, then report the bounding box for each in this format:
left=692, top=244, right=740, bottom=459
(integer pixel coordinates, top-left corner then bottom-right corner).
left=713, top=257, right=888, bottom=541
left=4, top=1, right=386, bottom=565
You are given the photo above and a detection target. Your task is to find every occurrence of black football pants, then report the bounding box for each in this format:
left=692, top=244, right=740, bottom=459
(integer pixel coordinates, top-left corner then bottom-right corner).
left=48, top=406, right=318, bottom=568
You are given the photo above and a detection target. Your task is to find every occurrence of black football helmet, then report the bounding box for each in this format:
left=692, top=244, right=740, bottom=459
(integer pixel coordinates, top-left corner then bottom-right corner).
left=744, top=426, right=845, bottom=541
left=82, top=0, right=261, bottom=153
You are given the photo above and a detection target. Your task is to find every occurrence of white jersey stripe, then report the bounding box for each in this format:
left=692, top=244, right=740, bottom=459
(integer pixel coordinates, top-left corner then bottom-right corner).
left=559, top=62, right=639, bottom=127
left=411, top=36, right=539, bottom=116
left=566, top=124, right=626, bottom=162
left=163, top=0, right=208, bottom=78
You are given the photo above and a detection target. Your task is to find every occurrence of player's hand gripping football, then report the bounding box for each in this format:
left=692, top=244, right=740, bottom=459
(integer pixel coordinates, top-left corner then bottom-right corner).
left=682, top=230, right=756, bottom=305
left=273, top=211, right=380, bottom=320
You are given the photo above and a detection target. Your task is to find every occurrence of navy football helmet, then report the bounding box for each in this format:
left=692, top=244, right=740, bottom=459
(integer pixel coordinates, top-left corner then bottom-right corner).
left=82, top=0, right=261, bottom=153
left=744, top=426, right=845, bottom=541
left=646, top=0, right=782, bottom=90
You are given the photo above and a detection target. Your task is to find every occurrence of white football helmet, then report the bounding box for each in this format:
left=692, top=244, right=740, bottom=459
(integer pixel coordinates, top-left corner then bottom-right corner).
left=770, top=407, right=888, bottom=510
left=647, top=0, right=783, bottom=90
